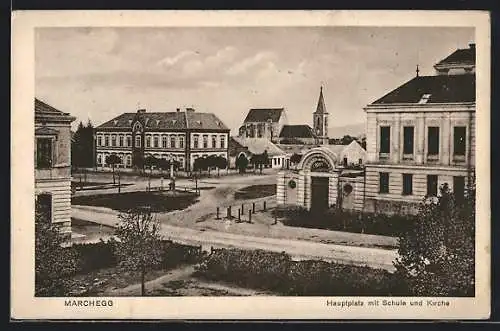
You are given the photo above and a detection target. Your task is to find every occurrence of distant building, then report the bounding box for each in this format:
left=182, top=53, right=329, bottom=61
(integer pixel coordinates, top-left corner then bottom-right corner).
left=324, top=141, right=367, bottom=168
left=95, top=108, right=230, bottom=172
left=312, top=86, right=330, bottom=144
left=231, top=137, right=289, bottom=169
left=363, top=43, right=475, bottom=214
left=35, top=98, right=76, bottom=238
left=238, top=108, right=288, bottom=142
left=278, top=124, right=318, bottom=145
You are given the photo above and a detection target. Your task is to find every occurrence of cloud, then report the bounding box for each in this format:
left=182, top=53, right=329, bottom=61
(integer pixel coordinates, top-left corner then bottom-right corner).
left=225, top=51, right=276, bottom=76
left=182, top=46, right=238, bottom=76
left=157, top=50, right=198, bottom=67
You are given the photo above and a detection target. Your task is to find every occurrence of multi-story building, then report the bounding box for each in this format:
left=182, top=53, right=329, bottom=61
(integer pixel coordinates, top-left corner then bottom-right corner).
left=95, top=107, right=230, bottom=172
left=35, top=98, right=76, bottom=237
left=238, top=108, right=288, bottom=142
left=363, top=44, right=476, bottom=214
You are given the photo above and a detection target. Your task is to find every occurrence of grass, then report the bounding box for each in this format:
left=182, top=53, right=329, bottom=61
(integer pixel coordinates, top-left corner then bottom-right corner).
left=234, top=184, right=277, bottom=200
left=71, top=191, right=199, bottom=213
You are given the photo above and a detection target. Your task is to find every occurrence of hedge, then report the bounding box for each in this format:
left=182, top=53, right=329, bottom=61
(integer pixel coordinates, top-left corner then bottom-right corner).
left=72, top=239, right=205, bottom=274
left=273, top=205, right=416, bottom=237
left=195, top=248, right=409, bottom=296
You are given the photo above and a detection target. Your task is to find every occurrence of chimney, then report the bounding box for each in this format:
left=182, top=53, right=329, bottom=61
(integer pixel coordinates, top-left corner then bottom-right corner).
left=469, top=43, right=475, bottom=50
left=137, top=109, right=146, bottom=113
left=176, top=108, right=180, bottom=112
left=186, top=107, right=195, bottom=112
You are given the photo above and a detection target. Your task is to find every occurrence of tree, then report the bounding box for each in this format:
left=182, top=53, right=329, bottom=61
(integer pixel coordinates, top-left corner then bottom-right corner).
left=35, top=200, right=79, bottom=296
left=193, top=157, right=207, bottom=176
left=71, top=120, right=95, bottom=170
left=214, top=156, right=228, bottom=176
left=144, top=155, right=158, bottom=190
left=132, top=150, right=145, bottom=173
left=250, top=150, right=269, bottom=174
left=394, top=182, right=475, bottom=296
left=235, top=154, right=249, bottom=174
left=290, top=153, right=302, bottom=169
left=106, top=154, right=121, bottom=184
left=114, top=207, right=163, bottom=296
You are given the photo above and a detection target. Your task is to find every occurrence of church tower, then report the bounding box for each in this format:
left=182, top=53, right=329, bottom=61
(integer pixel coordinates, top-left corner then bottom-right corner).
left=313, top=86, right=329, bottom=144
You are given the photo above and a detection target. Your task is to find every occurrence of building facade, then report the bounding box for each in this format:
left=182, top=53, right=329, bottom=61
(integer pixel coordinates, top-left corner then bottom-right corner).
left=238, top=108, right=288, bottom=142
left=363, top=44, right=476, bottom=214
left=35, top=98, right=76, bottom=237
left=95, top=108, right=230, bottom=172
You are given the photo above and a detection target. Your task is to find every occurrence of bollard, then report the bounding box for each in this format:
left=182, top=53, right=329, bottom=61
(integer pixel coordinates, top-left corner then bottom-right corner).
left=227, top=206, right=232, bottom=218
left=263, top=201, right=267, bottom=211
left=241, top=204, right=244, bottom=214
left=216, top=207, right=220, bottom=220
left=238, top=209, right=241, bottom=221
left=248, top=210, right=252, bottom=223
left=252, top=202, right=255, bottom=213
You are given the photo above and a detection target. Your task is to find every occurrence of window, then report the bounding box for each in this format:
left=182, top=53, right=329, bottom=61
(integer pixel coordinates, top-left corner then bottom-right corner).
left=380, top=126, right=390, bottom=154
left=126, top=136, right=132, bottom=147
left=193, top=135, right=199, bottom=148
left=428, top=127, right=440, bottom=156
left=358, top=158, right=363, bottom=165
left=111, top=135, right=116, bottom=147
left=418, top=93, right=432, bottom=104
left=36, top=193, right=52, bottom=223
left=427, top=175, right=438, bottom=196
left=402, top=174, right=413, bottom=195
left=97, top=136, right=102, bottom=147
left=212, top=136, right=217, bottom=148
left=179, top=136, right=184, bottom=148
left=97, top=154, right=102, bottom=165
left=126, top=155, right=132, bottom=167
left=343, top=157, right=348, bottom=167
left=379, top=172, right=389, bottom=193
left=119, top=135, right=124, bottom=147
left=453, top=176, right=465, bottom=202
left=146, top=136, right=151, bottom=148
left=203, top=135, right=208, bottom=148
left=104, top=135, right=109, bottom=146
left=135, top=135, right=141, bottom=148
left=36, top=138, right=52, bottom=168
left=162, top=136, right=168, bottom=148
left=170, top=136, right=176, bottom=148
left=220, top=136, right=225, bottom=149
left=453, top=126, right=466, bottom=156
left=403, top=126, right=414, bottom=155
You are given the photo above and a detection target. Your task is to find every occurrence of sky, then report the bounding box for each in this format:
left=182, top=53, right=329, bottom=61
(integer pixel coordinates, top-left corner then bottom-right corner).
left=35, top=27, right=474, bottom=134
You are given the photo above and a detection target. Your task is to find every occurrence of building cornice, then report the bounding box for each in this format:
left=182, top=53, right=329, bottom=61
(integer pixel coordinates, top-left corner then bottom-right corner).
left=363, top=102, right=475, bottom=113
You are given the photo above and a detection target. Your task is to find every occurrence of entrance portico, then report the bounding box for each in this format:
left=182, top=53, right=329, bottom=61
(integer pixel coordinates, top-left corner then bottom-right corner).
left=277, top=147, right=341, bottom=210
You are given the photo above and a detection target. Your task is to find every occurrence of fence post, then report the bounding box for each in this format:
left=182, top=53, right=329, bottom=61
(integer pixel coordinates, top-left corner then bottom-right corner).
left=248, top=210, right=252, bottom=223
left=227, top=206, right=232, bottom=218
left=241, top=204, right=244, bottom=215
left=263, top=201, right=267, bottom=211
left=216, top=207, right=220, bottom=220
left=238, top=208, right=240, bottom=221
left=252, top=202, right=255, bottom=214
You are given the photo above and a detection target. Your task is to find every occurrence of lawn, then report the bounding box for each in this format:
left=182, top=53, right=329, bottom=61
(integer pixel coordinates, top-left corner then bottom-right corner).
left=234, top=184, right=277, bottom=200
left=71, top=191, right=199, bottom=213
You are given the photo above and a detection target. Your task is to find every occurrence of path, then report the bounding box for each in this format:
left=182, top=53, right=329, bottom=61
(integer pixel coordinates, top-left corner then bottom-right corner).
left=72, top=206, right=397, bottom=271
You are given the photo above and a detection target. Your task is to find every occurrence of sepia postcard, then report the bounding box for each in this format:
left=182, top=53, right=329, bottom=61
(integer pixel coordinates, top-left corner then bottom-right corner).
left=11, top=10, right=491, bottom=320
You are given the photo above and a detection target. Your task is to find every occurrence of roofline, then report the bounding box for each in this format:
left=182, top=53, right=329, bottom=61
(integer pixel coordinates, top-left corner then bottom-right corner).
left=364, top=102, right=476, bottom=113
left=35, top=114, right=76, bottom=123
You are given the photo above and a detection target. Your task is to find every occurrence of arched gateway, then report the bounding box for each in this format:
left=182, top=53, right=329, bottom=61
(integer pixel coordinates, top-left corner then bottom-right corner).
left=276, top=147, right=341, bottom=212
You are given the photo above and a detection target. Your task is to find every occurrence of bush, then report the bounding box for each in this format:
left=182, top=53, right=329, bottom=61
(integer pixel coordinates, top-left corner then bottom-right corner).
left=276, top=206, right=415, bottom=237
left=195, top=248, right=408, bottom=296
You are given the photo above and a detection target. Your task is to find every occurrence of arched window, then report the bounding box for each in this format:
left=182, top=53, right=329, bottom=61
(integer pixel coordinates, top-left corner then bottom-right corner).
left=135, top=135, right=141, bottom=148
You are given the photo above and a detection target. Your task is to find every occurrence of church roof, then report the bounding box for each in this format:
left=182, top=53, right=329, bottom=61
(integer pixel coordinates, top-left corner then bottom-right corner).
left=279, top=125, right=317, bottom=138
left=314, top=86, right=327, bottom=114
left=243, top=108, right=284, bottom=123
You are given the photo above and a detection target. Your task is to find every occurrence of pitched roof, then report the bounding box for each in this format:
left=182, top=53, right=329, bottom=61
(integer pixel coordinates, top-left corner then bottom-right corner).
left=243, top=108, right=284, bottom=123
left=35, top=98, right=75, bottom=122
left=435, top=44, right=475, bottom=67
left=315, top=86, right=327, bottom=114
left=232, top=137, right=285, bottom=156
left=97, top=110, right=229, bottom=131
left=371, top=74, right=475, bottom=105
left=228, top=137, right=248, bottom=156
left=279, top=125, right=317, bottom=138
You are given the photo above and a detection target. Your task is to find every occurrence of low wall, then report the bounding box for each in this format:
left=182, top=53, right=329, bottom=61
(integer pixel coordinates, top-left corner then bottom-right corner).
left=364, top=198, right=420, bottom=216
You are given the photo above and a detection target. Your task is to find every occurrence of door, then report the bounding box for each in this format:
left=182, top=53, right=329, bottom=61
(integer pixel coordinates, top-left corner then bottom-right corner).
left=310, top=176, right=329, bottom=213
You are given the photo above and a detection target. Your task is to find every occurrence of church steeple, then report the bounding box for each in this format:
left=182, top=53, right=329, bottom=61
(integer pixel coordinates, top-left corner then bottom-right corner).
left=313, top=85, right=329, bottom=144
left=315, top=86, right=327, bottom=114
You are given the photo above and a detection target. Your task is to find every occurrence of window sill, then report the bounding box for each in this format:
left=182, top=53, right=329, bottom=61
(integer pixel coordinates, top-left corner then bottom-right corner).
left=426, top=154, right=439, bottom=161
left=453, top=155, right=466, bottom=162
left=378, top=153, right=390, bottom=159
left=402, top=154, right=414, bottom=161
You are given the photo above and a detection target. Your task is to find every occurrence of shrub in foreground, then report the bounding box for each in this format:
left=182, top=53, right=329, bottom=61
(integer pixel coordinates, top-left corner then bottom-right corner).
left=195, top=248, right=408, bottom=296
